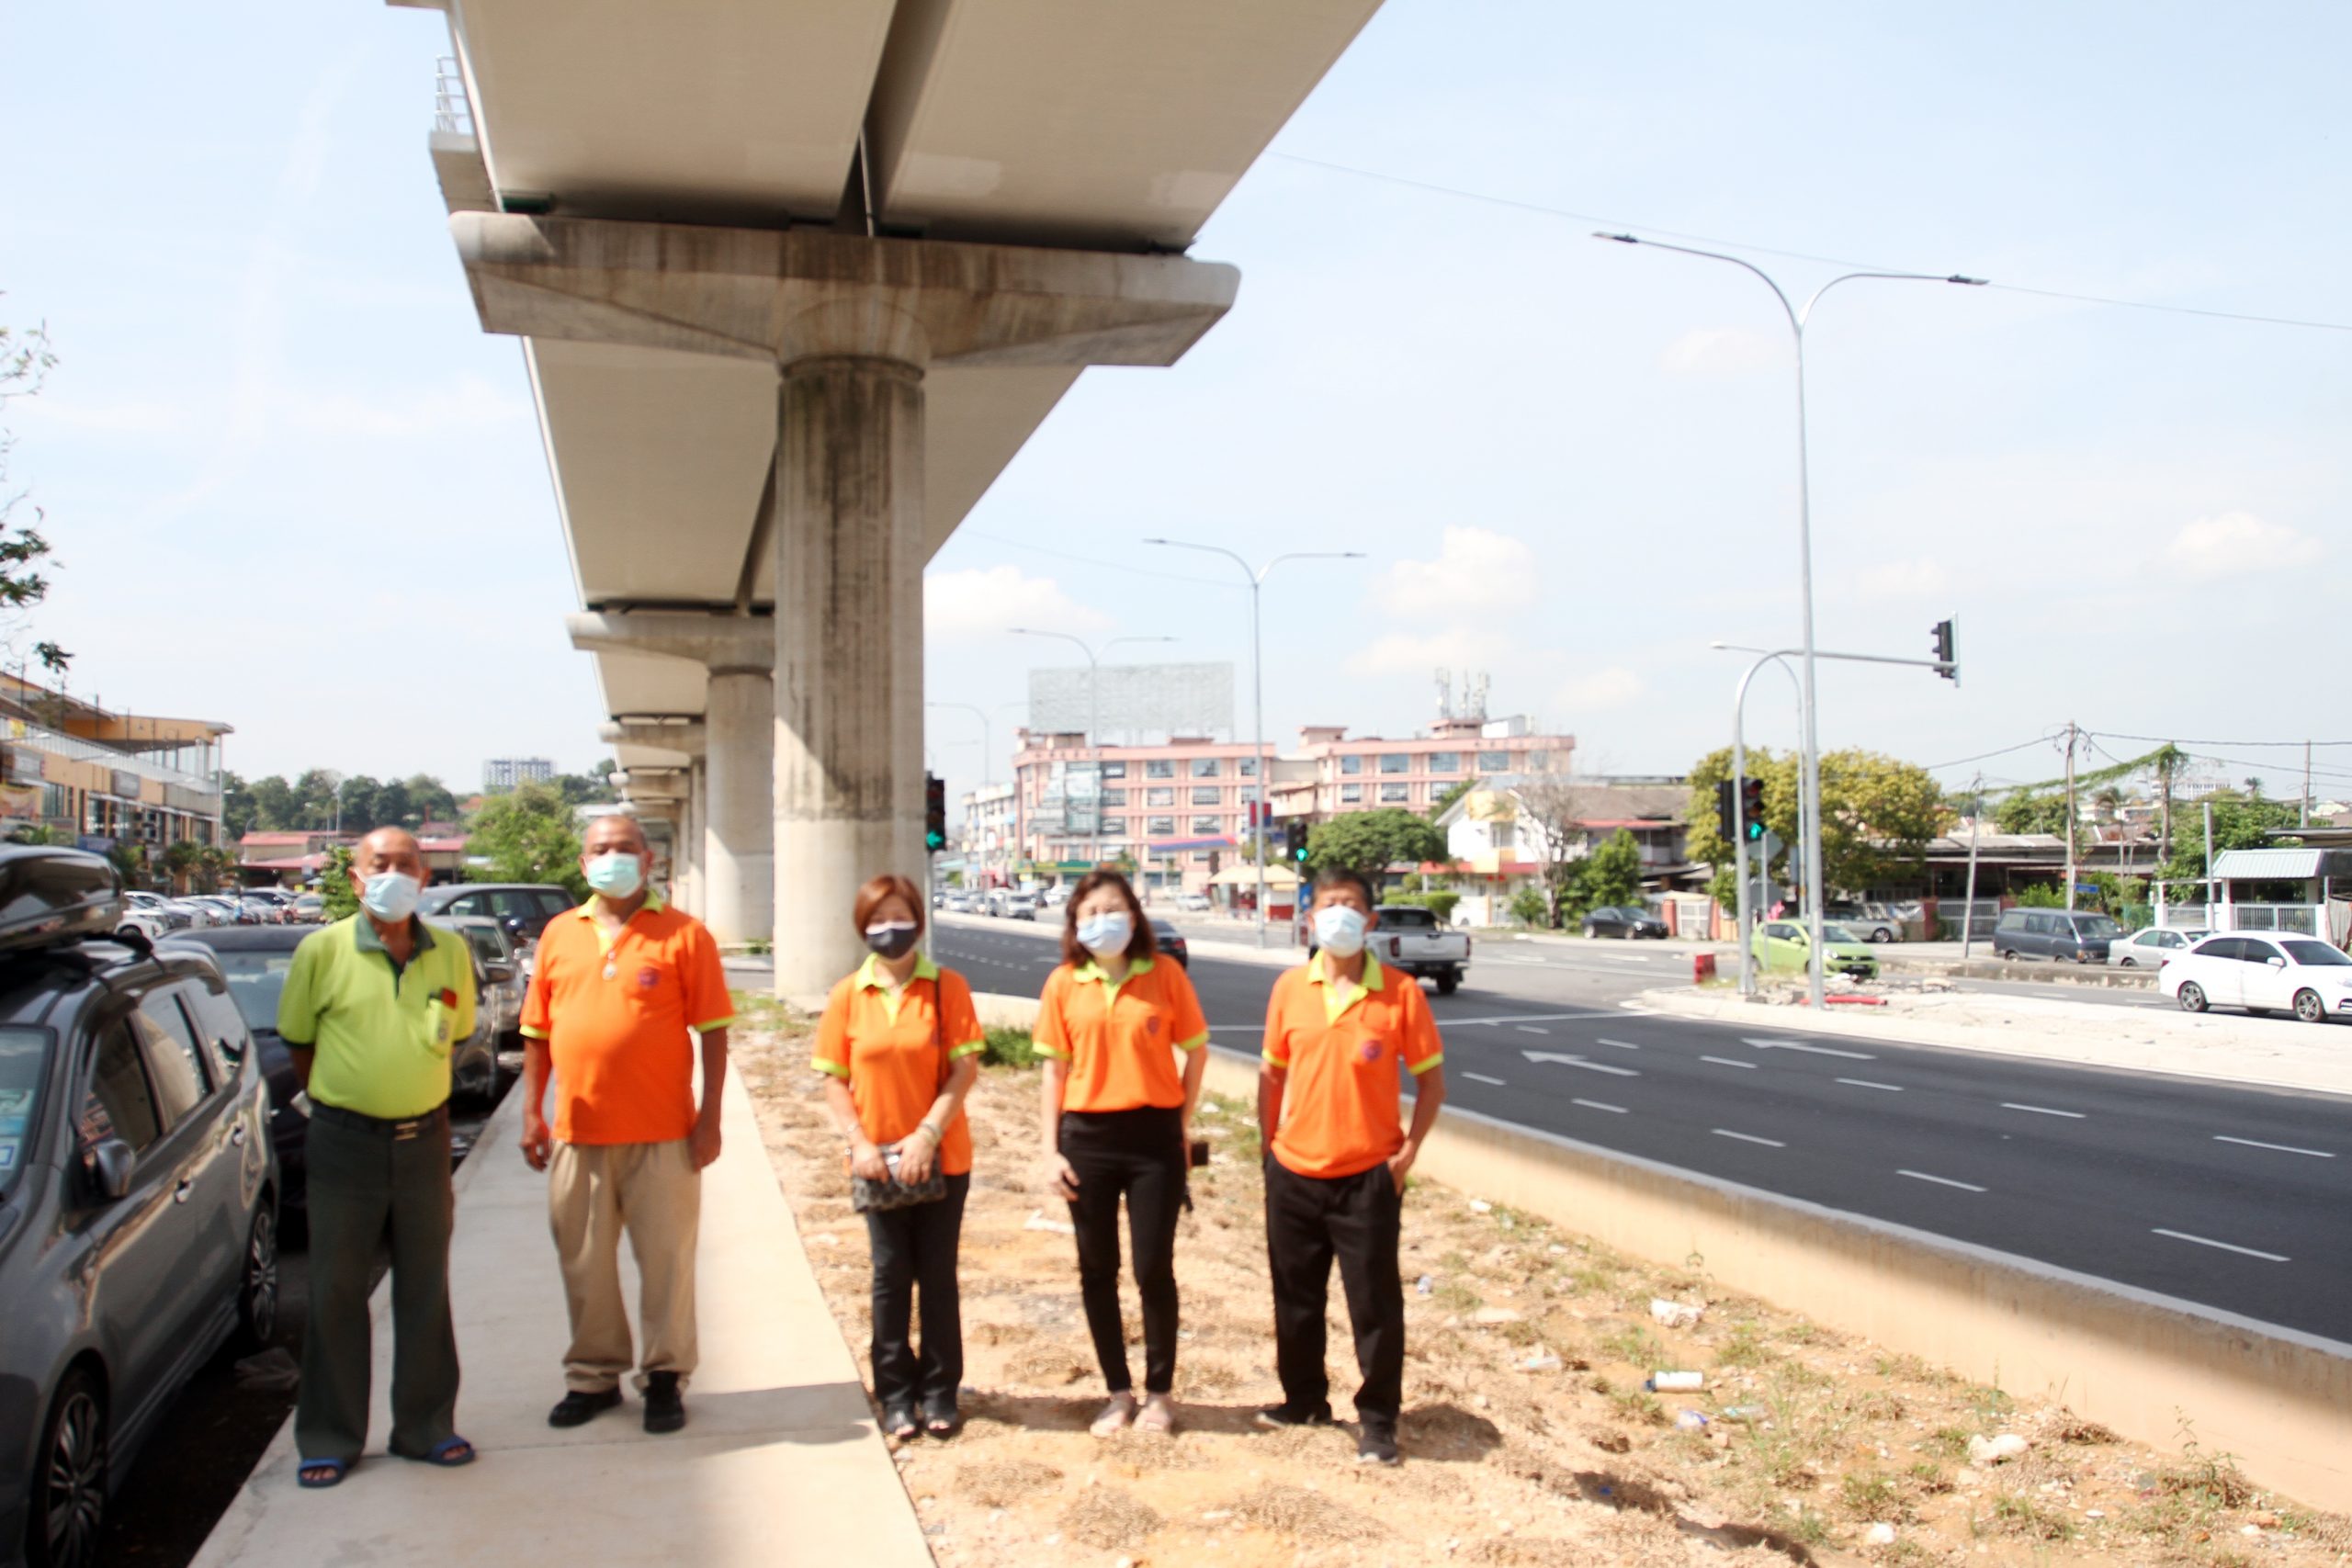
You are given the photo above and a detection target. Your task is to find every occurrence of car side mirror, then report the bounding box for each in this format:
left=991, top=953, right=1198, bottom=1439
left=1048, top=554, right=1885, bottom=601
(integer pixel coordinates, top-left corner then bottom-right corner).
left=89, top=1139, right=135, bottom=1201
left=2267, top=955, right=2286, bottom=968
left=486, top=963, right=515, bottom=985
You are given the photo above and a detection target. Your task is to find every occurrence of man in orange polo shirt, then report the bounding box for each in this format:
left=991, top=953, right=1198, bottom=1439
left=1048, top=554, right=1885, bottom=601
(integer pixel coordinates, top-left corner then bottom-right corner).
left=519, top=813, right=734, bottom=1436
left=1258, top=866, right=1446, bottom=1466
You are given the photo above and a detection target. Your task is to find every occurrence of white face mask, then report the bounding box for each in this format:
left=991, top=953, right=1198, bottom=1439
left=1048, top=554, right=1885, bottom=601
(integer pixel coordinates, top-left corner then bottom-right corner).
left=1313, top=904, right=1368, bottom=958
left=1076, top=911, right=1132, bottom=958
left=358, top=870, right=422, bottom=923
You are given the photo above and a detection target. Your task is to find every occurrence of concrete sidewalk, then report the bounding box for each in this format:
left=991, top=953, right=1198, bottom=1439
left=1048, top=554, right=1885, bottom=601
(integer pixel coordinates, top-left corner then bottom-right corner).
left=191, top=1072, right=933, bottom=1567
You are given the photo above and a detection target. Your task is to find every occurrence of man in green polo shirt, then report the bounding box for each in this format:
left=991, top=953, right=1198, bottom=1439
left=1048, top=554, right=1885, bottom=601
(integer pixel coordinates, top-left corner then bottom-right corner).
left=277, top=826, right=479, bottom=1488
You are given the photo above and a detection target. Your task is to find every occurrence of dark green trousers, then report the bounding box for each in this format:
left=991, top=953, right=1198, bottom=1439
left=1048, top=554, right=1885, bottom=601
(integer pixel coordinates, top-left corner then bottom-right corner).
left=295, top=1106, right=460, bottom=1461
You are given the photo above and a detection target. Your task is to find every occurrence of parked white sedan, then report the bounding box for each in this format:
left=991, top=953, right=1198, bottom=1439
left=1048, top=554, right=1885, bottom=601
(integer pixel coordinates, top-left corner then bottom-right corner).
left=2160, top=933, right=2352, bottom=1023
left=2107, top=926, right=2209, bottom=968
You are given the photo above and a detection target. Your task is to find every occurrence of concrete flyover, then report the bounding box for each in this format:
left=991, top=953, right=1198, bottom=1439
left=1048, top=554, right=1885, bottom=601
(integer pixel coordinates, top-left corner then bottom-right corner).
left=391, top=0, right=1385, bottom=990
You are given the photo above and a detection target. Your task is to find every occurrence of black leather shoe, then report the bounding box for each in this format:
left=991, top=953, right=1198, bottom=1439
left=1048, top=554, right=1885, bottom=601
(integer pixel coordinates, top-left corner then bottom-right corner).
left=643, top=1371, right=687, bottom=1434
left=548, top=1388, right=622, bottom=1428
left=1252, top=1402, right=1334, bottom=1430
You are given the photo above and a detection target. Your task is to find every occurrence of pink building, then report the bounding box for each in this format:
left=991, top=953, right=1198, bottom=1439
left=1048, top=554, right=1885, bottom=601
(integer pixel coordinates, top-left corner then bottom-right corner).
left=1274, top=718, right=1576, bottom=818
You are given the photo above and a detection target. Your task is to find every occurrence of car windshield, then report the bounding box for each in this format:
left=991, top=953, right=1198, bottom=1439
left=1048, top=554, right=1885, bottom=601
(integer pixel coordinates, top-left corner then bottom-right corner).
left=460, top=928, right=505, bottom=964
left=212, top=951, right=300, bottom=1032
left=2282, top=941, right=2352, bottom=967
left=0, top=1026, right=53, bottom=1198
left=2078, top=916, right=2123, bottom=938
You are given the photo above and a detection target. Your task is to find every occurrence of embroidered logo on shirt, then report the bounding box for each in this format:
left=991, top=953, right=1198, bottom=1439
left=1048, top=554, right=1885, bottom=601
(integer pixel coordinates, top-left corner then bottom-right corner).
left=637, top=966, right=661, bottom=990
left=1146, top=1014, right=1162, bottom=1037
left=1357, top=1039, right=1384, bottom=1063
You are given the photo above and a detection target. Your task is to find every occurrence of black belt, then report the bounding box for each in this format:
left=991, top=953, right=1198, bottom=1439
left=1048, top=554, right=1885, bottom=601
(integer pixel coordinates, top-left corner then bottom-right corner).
left=311, top=1101, right=448, bottom=1140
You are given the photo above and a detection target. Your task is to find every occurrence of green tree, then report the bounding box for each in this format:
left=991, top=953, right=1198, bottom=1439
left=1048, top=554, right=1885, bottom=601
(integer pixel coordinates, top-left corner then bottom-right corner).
left=1573, top=828, right=1645, bottom=912
left=292, top=769, right=343, bottom=829
left=319, top=845, right=359, bottom=920
left=1, top=309, right=70, bottom=677
left=466, top=781, right=588, bottom=897
left=1428, top=778, right=1475, bottom=820
left=1306, top=807, right=1447, bottom=885
left=403, top=773, right=460, bottom=824
left=1685, top=746, right=1951, bottom=907
left=245, top=773, right=298, bottom=832
left=551, top=766, right=619, bottom=808
left=1508, top=885, right=1549, bottom=927
left=2154, top=790, right=2301, bottom=893
left=1994, top=791, right=2070, bottom=835
left=337, top=774, right=383, bottom=832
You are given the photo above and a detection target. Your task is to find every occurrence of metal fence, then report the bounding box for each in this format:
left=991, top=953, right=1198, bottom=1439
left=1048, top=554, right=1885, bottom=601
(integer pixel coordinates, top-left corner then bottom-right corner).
left=434, top=57, right=474, bottom=135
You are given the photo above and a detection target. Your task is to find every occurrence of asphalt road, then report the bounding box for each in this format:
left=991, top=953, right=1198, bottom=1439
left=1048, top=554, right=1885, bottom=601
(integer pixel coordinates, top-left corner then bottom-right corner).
left=934, top=917, right=2352, bottom=1345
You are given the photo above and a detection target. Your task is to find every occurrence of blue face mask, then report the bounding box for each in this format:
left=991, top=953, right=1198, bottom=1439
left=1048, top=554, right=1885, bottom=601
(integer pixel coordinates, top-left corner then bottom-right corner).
left=358, top=870, right=422, bottom=923
left=1076, top=911, right=1132, bottom=957
left=583, top=852, right=644, bottom=899
left=1312, top=904, right=1368, bottom=958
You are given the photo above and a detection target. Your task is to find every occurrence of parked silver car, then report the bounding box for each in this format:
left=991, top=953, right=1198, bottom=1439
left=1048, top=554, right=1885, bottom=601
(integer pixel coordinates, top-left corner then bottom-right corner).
left=2107, top=926, right=2210, bottom=968
left=438, top=915, right=527, bottom=1050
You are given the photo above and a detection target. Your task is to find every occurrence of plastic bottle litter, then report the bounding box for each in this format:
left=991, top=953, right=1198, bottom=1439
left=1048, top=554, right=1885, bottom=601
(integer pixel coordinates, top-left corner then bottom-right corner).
left=1416, top=1274, right=1434, bottom=1295
left=1518, top=1350, right=1563, bottom=1372
left=1673, top=1409, right=1710, bottom=1431
left=1716, top=1404, right=1770, bottom=1423
left=1645, top=1371, right=1704, bottom=1393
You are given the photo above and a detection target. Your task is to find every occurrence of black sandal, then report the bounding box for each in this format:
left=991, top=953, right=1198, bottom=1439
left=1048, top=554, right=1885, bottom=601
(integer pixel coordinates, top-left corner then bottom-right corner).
left=884, top=1406, right=920, bottom=1441
left=923, top=1407, right=960, bottom=1438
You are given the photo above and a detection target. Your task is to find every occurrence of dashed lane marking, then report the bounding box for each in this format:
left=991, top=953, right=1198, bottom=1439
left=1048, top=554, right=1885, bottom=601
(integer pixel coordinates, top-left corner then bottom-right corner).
left=1521, top=1051, right=1641, bottom=1077
left=1594, top=1038, right=1642, bottom=1051
left=1699, top=1055, right=1758, bottom=1070
left=1897, top=1168, right=1987, bottom=1192
left=1573, top=1099, right=1630, bottom=1114
left=2152, top=1228, right=2290, bottom=1263
left=1742, top=1037, right=1876, bottom=1061
left=1711, top=1128, right=1785, bottom=1148
left=1836, top=1078, right=1905, bottom=1093
left=2001, top=1102, right=2086, bottom=1119
left=2212, top=1135, right=2335, bottom=1159
left=1463, top=1072, right=1509, bottom=1087
left=1515, top=1025, right=1549, bottom=1034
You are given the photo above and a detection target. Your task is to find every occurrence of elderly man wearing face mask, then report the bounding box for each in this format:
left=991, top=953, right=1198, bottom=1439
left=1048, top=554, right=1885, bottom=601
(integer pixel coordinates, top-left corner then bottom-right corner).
left=277, top=827, right=480, bottom=1489
left=519, top=812, right=734, bottom=1436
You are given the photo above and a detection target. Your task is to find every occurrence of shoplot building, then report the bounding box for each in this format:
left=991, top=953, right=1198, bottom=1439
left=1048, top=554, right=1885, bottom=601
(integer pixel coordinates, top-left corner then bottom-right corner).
left=1002, top=716, right=1576, bottom=897
left=0, top=673, right=229, bottom=875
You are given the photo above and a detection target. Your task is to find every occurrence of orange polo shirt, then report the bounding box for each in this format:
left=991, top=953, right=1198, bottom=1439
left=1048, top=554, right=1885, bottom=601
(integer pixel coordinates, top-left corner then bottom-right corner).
left=1035, top=954, right=1209, bottom=1113
left=813, top=955, right=985, bottom=1177
left=521, top=891, right=735, bottom=1146
left=1262, top=952, right=1445, bottom=1179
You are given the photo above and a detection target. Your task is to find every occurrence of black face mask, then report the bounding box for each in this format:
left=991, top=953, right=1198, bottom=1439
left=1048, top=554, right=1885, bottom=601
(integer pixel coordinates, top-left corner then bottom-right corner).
left=865, top=923, right=920, bottom=960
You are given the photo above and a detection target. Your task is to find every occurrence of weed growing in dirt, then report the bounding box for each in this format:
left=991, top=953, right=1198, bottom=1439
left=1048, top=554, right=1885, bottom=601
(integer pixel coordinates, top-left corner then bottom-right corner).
left=1839, top=1470, right=1905, bottom=1521
left=1714, top=1320, right=1774, bottom=1368
left=1598, top=1324, right=1663, bottom=1366
left=980, top=1025, right=1041, bottom=1068
left=1990, top=1491, right=2077, bottom=1540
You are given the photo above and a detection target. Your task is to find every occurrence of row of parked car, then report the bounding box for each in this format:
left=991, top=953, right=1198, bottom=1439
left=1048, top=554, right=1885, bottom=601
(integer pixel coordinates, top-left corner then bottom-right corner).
left=1, top=869, right=581, bottom=1568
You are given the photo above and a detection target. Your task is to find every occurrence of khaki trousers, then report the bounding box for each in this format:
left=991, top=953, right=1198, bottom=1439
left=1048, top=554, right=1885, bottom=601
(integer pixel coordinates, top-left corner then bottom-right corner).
left=548, top=1140, right=702, bottom=1393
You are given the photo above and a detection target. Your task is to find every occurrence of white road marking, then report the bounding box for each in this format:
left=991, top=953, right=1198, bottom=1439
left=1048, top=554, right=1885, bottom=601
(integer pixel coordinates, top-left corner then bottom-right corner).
left=1700, top=1055, right=1759, bottom=1070
left=1898, top=1169, right=1987, bottom=1193
left=1712, top=1128, right=1786, bottom=1148
left=1572, top=1098, right=1630, bottom=1114
left=2001, top=1102, right=2086, bottom=1119
left=1594, top=1037, right=1642, bottom=1051
left=1463, top=1072, right=1509, bottom=1087
left=1836, top=1078, right=1905, bottom=1093
left=1521, top=1050, right=1640, bottom=1077
left=1743, top=1037, right=1876, bottom=1061
left=1515, top=1025, right=1549, bottom=1034
left=2212, top=1134, right=2334, bottom=1159
left=2152, top=1228, right=2290, bottom=1263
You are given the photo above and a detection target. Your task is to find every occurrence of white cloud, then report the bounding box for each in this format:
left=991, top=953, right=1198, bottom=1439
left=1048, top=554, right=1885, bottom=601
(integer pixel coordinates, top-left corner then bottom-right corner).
left=1854, top=558, right=1948, bottom=598
left=1346, top=627, right=1516, bottom=679
left=1659, top=326, right=1781, bottom=378
left=924, top=566, right=1113, bottom=641
left=2160, top=512, right=2324, bottom=578
left=1557, top=667, right=1645, bottom=710
left=1367, top=525, right=1541, bottom=620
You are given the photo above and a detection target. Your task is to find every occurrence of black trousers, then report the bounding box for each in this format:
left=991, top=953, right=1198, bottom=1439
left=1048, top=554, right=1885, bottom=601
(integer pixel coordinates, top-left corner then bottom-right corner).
left=1264, top=1155, right=1405, bottom=1427
left=863, top=1173, right=969, bottom=1416
left=1059, top=1106, right=1187, bottom=1395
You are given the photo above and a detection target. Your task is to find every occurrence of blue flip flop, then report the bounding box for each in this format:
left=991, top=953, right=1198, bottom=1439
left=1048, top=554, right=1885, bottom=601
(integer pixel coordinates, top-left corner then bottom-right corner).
left=398, top=1436, right=476, bottom=1468
left=297, top=1457, right=352, bottom=1489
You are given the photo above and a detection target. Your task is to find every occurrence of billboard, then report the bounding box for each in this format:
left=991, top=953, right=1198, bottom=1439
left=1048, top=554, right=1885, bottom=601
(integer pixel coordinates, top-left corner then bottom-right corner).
left=1028, top=661, right=1234, bottom=745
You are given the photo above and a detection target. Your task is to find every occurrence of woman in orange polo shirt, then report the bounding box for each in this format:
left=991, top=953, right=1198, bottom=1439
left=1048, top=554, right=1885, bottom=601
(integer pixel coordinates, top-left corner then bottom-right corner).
left=1035, top=869, right=1210, bottom=1437
left=813, top=874, right=985, bottom=1441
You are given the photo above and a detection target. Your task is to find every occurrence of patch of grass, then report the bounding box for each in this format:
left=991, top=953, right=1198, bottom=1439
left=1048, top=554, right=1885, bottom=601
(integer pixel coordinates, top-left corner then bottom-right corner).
left=1566, top=1266, right=1614, bottom=1295
left=1779, top=1321, right=1825, bottom=1347
left=1604, top=1383, right=1668, bottom=1427
left=2157, top=1447, right=2255, bottom=1509
left=1433, top=1281, right=1481, bottom=1314
left=1964, top=1382, right=2014, bottom=1427
left=1924, top=1426, right=1973, bottom=1461
left=1788, top=1506, right=1833, bottom=1547
left=1989, top=1492, right=2076, bottom=1541
left=1905, top=1461, right=1951, bottom=1494
left=1842, top=1387, right=1905, bottom=1424
left=980, top=1024, right=1042, bottom=1068
left=1839, top=1471, right=1905, bottom=1522
left=1714, top=1320, right=1775, bottom=1368
left=1871, top=1351, right=1939, bottom=1382
left=1597, top=1325, right=1663, bottom=1367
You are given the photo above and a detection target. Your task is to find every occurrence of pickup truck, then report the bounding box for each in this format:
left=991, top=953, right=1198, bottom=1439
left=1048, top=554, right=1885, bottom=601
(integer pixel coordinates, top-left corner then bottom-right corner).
left=1373, top=904, right=1470, bottom=995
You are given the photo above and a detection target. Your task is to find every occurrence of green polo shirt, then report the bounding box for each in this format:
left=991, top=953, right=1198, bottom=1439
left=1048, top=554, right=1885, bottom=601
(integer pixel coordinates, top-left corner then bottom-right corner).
left=277, top=913, right=480, bottom=1119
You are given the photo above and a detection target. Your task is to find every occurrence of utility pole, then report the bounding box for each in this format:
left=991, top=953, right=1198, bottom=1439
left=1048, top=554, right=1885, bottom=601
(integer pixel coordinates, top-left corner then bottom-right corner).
left=2204, top=798, right=2217, bottom=919
left=1961, top=773, right=1984, bottom=960
left=2062, top=721, right=2078, bottom=911
left=2304, top=740, right=2312, bottom=829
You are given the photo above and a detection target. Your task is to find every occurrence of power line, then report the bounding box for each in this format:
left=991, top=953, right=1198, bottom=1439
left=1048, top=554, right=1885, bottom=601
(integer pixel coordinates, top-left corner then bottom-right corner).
left=1268, top=152, right=2352, bottom=335
left=1924, top=732, right=2068, bottom=772
left=2094, top=732, right=2352, bottom=750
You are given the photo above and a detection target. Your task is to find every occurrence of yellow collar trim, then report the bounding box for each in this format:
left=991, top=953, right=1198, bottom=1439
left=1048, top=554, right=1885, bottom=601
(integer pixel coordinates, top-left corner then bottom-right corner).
left=856, top=951, right=941, bottom=989
left=1307, top=950, right=1385, bottom=991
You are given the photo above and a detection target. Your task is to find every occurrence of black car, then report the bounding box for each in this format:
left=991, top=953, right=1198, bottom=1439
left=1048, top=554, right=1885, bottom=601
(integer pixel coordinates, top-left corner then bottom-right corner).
left=416, top=883, right=576, bottom=947
left=0, top=848, right=278, bottom=1568
left=1582, top=905, right=1668, bottom=940
left=1148, top=919, right=1190, bottom=968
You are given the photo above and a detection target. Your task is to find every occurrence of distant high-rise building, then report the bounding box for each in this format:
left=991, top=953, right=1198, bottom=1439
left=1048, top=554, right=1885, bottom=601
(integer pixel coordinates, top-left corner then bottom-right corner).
left=482, top=757, right=556, bottom=793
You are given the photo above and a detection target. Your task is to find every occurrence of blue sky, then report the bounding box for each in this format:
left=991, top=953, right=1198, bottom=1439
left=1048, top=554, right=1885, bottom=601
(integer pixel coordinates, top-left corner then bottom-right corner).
left=5, top=3, right=2346, bottom=806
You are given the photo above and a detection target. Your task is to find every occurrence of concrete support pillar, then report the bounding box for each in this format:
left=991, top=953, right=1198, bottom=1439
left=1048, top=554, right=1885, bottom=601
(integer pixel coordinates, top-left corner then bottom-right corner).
left=706, top=667, right=776, bottom=950
left=774, top=356, right=927, bottom=996
left=682, top=760, right=707, bottom=915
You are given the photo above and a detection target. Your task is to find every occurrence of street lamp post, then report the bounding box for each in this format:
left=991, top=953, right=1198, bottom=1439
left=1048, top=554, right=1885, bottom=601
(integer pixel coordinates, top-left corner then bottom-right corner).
left=1600, top=232, right=1984, bottom=1008
left=1007, top=629, right=1177, bottom=874
left=1143, top=541, right=1366, bottom=948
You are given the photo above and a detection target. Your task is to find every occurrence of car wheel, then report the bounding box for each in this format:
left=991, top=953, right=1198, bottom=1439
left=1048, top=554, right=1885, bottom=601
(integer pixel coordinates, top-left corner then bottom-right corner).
left=2293, top=988, right=2327, bottom=1024
left=238, top=1206, right=281, bottom=1348
left=2118, top=956, right=2135, bottom=967
left=2177, top=982, right=2208, bottom=1013
left=31, top=1370, right=106, bottom=1568
left=1997, top=948, right=2017, bottom=962
left=1435, top=972, right=1460, bottom=996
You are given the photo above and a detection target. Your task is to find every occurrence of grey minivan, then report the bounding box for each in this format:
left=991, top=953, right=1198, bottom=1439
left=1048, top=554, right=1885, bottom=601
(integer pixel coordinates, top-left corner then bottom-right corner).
left=0, top=849, right=278, bottom=1568
left=1990, top=908, right=2123, bottom=963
